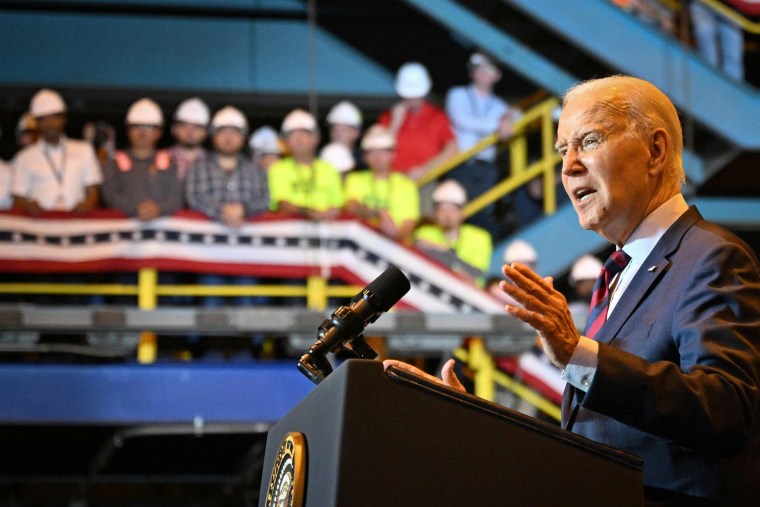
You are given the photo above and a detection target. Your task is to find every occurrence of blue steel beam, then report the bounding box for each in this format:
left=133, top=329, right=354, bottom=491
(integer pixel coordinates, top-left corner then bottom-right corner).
left=401, top=0, right=576, bottom=95
left=692, top=197, right=760, bottom=230
left=0, top=10, right=395, bottom=97
left=490, top=197, right=760, bottom=278
left=0, top=362, right=314, bottom=424
left=1, top=0, right=307, bottom=15
left=31, top=0, right=305, bottom=10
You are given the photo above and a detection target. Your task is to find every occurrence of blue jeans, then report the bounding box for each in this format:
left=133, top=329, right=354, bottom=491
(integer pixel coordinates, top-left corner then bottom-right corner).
left=690, top=1, right=744, bottom=80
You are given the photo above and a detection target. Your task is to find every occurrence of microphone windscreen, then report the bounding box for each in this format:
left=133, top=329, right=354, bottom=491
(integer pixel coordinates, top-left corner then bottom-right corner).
left=364, top=266, right=411, bottom=312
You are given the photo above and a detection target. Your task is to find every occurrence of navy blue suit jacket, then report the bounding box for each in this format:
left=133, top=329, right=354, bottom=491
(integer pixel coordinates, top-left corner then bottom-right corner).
left=563, top=206, right=760, bottom=503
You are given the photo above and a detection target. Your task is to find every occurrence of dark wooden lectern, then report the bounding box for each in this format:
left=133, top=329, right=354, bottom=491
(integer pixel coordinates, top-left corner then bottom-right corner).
left=260, top=360, right=643, bottom=506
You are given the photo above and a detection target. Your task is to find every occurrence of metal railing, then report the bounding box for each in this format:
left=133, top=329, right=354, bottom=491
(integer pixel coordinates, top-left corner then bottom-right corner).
left=0, top=271, right=363, bottom=362
left=0, top=272, right=360, bottom=311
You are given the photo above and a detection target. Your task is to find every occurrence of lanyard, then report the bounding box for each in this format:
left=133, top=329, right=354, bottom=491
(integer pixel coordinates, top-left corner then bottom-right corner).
left=43, top=143, right=68, bottom=209
left=42, top=143, right=67, bottom=187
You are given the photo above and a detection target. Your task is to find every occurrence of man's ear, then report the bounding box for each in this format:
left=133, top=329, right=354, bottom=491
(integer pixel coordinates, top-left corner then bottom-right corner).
left=648, top=128, right=668, bottom=175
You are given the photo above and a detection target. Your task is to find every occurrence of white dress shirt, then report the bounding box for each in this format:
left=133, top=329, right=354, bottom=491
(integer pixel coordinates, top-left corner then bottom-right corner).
left=12, top=137, right=102, bottom=211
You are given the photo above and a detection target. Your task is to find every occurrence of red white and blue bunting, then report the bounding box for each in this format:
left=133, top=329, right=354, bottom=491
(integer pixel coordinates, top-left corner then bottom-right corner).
left=0, top=212, right=503, bottom=314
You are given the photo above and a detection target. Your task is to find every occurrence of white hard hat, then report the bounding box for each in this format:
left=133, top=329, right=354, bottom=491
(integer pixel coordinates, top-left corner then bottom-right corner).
left=249, top=125, right=282, bottom=154
left=210, top=106, right=248, bottom=133
left=30, top=88, right=67, bottom=118
left=16, top=112, right=38, bottom=133
left=569, top=254, right=603, bottom=285
left=281, top=108, right=317, bottom=134
left=174, top=97, right=210, bottom=126
left=395, top=62, right=432, bottom=99
left=503, top=239, right=537, bottom=264
left=361, top=124, right=395, bottom=151
left=432, top=179, right=467, bottom=207
left=326, top=101, right=362, bottom=127
left=319, top=142, right=355, bottom=173
left=126, top=98, right=164, bottom=126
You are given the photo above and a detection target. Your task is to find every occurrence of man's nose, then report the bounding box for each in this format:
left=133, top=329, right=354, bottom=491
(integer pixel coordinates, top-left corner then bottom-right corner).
left=561, top=149, right=584, bottom=176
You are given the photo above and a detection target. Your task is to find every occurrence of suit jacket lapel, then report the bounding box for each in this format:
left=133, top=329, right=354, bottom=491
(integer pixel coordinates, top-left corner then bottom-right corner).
left=593, top=258, right=668, bottom=345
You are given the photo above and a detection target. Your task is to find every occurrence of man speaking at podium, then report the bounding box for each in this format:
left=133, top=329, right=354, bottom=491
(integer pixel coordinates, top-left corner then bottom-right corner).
left=386, top=76, right=760, bottom=505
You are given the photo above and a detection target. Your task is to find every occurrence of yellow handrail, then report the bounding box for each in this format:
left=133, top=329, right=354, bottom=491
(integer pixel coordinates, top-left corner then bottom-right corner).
left=419, top=97, right=561, bottom=219
left=416, top=132, right=500, bottom=187
left=659, top=0, right=681, bottom=12
left=0, top=283, right=139, bottom=296
left=0, top=275, right=362, bottom=310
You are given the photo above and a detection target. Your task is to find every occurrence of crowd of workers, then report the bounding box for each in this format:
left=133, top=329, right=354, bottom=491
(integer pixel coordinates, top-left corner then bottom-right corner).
left=0, top=53, right=534, bottom=293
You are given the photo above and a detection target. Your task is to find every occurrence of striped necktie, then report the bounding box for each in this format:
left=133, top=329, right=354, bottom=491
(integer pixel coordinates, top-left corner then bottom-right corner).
left=584, top=250, right=631, bottom=339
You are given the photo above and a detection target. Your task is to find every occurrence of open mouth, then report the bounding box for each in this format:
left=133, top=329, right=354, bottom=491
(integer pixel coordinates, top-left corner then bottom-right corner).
left=574, top=187, right=596, bottom=203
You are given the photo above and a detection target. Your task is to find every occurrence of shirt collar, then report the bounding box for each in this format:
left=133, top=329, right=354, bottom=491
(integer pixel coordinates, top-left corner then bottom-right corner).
left=622, top=193, right=689, bottom=261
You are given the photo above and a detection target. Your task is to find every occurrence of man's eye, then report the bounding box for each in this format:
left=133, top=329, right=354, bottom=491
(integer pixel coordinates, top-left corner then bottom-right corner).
left=582, top=136, right=599, bottom=149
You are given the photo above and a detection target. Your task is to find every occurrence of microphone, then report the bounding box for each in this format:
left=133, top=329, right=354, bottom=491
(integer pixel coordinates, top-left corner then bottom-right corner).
left=297, top=266, right=411, bottom=384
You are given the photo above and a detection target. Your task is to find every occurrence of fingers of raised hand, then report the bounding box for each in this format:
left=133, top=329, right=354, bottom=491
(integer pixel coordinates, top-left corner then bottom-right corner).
left=499, top=280, right=542, bottom=310
left=505, top=263, right=556, bottom=293
left=503, top=303, right=551, bottom=332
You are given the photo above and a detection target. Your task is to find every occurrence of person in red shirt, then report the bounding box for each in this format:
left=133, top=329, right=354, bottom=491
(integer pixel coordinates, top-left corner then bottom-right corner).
left=378, top=62, right=457, bottom=183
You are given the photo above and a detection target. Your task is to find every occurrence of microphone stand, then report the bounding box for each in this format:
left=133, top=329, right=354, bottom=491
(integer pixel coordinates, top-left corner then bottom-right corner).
left=297, top=295, right=379, bottom=385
